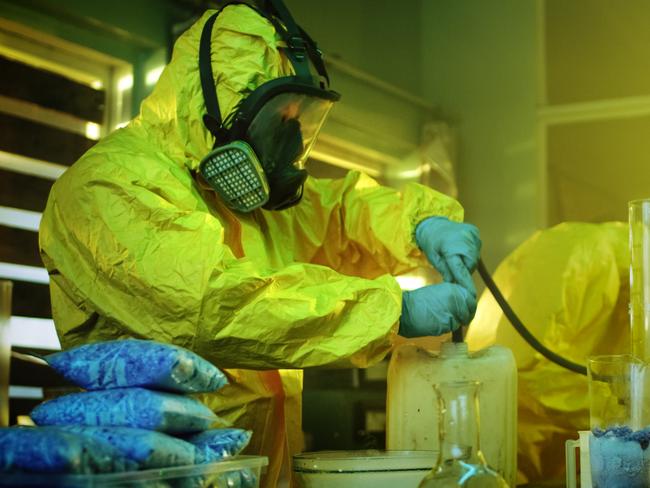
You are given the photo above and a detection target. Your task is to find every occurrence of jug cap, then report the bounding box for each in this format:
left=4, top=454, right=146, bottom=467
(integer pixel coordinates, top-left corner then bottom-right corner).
left=440, top=341, right=469, bottom=358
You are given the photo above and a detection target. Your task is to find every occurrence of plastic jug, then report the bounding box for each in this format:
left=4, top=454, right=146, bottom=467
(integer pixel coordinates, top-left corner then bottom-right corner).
left=386, top=341, right=517, bottom=487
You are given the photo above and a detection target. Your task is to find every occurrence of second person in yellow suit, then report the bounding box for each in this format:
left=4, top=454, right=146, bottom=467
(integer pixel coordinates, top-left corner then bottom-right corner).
left=467, top=221, right=629, bottom=484
left=39, top=2, right=480, bottom=486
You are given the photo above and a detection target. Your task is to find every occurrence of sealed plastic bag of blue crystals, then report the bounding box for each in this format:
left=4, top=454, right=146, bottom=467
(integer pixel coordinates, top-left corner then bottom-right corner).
left=45, top=339, right=227, bottom=393
left=184, top=428, right=252, bottom=462
left=31, top=387, right=220, bottom=434
left=61, top=426, right=198, bottom=470
left=0, top=426, right=136, bottom=474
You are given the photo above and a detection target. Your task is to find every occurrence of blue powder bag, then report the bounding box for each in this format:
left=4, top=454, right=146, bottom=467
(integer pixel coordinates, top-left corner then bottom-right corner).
left=31, top=387, right=220, bottom=434
left=183, top=428, right=252, bottom=462
left=60, top=426, right=198, bottom=470
left=0, top=426, right=136, bottom=474
left=45, top=339, right=227, bottom=393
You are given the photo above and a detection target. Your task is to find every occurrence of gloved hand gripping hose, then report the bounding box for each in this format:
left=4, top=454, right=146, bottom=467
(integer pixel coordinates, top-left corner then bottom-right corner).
left=476, top=258, right=588, bottom=376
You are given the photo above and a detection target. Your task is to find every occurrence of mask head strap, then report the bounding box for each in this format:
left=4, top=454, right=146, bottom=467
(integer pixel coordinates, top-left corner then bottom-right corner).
left=297, top=25, right=330, bottom=87
left=199, top=11, right=228, bottom=145
left=264, top=0, right=331, bottom=87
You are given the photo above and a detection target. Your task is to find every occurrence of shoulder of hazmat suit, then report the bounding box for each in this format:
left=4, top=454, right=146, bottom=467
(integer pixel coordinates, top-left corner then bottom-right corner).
left=466, top=221, right=629, bottom=485
left=38, top=5, right=463, bottom=486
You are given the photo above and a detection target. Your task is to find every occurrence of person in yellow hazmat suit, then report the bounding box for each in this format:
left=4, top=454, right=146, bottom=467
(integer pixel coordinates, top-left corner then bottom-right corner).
left=466, top=221, right=629, bottom=484
left=38, top=1, right=481, bottom=486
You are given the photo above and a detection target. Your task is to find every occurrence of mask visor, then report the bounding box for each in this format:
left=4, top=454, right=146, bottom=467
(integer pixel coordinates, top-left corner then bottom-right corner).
left=245, top=92, right=334, bottom=173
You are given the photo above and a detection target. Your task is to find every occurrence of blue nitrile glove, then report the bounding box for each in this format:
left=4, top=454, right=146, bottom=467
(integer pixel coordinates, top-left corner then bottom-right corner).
left=415, top=217, right=481, bottom=293
left=399, top=283, right=477, bottom=337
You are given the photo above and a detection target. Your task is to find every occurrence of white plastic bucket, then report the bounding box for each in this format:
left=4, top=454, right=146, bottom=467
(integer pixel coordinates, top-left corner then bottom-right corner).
left=293, top=450, right=437, bottom=488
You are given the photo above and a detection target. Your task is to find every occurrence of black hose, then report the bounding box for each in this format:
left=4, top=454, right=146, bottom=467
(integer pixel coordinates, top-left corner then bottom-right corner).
left=476, top=258, right=588, bottom=376
left=451, top=326, right=464, bottom=343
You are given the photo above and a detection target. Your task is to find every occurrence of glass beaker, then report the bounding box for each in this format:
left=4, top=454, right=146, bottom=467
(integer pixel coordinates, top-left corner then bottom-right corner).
left=630, top=198, right=650, bottom=360
left=0, top=280, right=12, bottom=427
left=588, top=355, right=650, bottom=487
left=418, top=381, right=509, bottom=487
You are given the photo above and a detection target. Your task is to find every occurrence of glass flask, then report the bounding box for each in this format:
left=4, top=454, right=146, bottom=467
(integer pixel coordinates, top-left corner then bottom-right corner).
left=418, top=380, right=509, bottom=487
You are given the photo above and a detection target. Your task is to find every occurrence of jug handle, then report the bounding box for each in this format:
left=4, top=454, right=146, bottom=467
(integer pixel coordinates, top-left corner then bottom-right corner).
left=565, top=438, right=580, bottom=488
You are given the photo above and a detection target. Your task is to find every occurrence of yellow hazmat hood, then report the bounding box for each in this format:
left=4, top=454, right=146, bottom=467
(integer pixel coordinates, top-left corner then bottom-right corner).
left=133, top=5, right=294, bottom=171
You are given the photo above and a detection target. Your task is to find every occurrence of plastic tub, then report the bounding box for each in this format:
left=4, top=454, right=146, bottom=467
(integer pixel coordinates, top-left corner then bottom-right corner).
left=293, top=450, right=437, bottom=488
left=0, top=455, right=267, bottom=487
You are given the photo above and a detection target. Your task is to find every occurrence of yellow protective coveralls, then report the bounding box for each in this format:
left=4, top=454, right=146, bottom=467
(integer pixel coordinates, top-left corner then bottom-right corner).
left=466, top=221, right=629, bottom=484
left=38, top=6, right=464, bottom=487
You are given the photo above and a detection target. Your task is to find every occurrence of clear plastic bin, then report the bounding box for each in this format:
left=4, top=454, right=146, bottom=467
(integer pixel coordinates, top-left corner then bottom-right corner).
left=0, top=455, right=267, bottom=487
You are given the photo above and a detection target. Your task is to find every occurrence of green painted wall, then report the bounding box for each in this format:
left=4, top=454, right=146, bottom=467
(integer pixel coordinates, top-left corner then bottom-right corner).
left=1, top=0, right=173, bottom=48
left=286, top=0, right=541, bottom=267
left=420, top=0, right=539, bottom=268
left=285, top=0, right=423, bottom=95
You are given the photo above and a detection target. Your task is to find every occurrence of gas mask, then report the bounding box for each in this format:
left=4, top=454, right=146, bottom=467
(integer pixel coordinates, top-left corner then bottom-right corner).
left=198, top=0, right=340, bottom=212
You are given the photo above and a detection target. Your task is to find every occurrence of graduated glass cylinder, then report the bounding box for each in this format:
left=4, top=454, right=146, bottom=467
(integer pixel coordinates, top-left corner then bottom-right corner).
left=0, top=280, right=12, bottom=427
left=630, top=199, right=650, bottom=360
left=588, top=354, right=646, bottom=431
left=418, top=381, right=508, bottom=488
